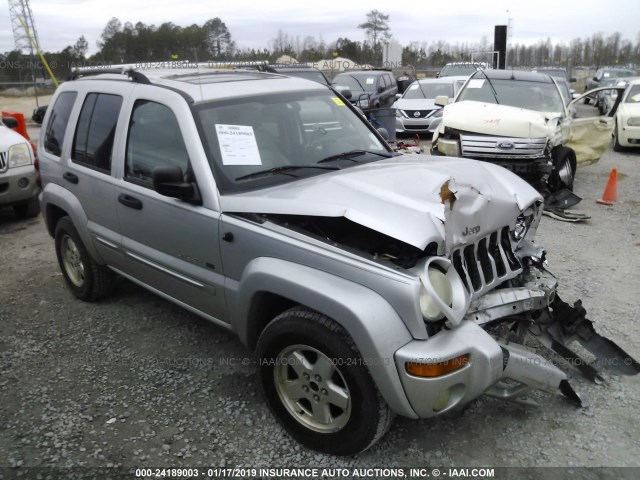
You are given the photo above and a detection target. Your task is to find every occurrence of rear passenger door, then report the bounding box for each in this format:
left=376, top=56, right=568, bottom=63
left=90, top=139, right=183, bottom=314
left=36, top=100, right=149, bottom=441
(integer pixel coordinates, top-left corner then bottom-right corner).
left=64, top=88, right=131, bottom=267
left=114, top=93, right=227, bottom=322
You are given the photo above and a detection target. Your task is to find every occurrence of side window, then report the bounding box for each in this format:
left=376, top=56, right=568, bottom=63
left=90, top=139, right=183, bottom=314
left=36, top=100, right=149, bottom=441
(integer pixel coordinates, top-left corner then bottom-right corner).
left=379, top=75, right=387, bottom=90
left=72, top=93, right=122, bottom=172
left=44, top=91, right=77, bottom=157
left=386, top=74, right=396, bottom=89
left=125, top=100, right=190, bottom=186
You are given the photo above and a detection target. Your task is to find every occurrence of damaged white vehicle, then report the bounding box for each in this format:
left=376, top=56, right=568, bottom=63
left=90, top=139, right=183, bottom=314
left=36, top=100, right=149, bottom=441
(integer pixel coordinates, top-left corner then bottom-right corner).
left=39, top=68, right=638, bottom=456
left=431, top=70, right=626, bottom=196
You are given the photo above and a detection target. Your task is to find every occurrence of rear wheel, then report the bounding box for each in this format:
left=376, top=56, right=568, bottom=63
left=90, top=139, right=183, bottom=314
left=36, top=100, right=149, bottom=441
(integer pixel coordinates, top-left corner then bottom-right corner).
left=257, top=307, right=392, bottom=455
left=54, top=216, right=115, bottom=301
left=548, top=147, right=576, bottom=192
left=13, top=197, right=40, bottom=219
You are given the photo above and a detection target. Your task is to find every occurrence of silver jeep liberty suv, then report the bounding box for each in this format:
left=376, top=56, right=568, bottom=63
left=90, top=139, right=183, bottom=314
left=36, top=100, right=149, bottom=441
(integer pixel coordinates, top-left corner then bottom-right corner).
left=38, top=67, right=638, bottom=455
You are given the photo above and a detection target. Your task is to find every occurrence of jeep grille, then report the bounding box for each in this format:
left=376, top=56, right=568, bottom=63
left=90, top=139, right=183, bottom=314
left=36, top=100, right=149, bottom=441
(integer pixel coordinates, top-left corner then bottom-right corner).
left=0, top=152, right=7, bottom=172
left=451, top=226, right=522, bottom=298
left=460, top=135, right=547, bottom=160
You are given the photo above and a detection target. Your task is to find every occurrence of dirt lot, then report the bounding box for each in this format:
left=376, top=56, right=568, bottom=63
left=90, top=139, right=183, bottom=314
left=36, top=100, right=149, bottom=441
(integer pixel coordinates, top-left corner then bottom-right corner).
left=1, top=118, right=639, bottom=477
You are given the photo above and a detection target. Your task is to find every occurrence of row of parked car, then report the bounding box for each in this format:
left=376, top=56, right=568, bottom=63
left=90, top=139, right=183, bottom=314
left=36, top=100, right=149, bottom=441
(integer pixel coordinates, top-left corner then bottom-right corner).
left=384, top=63, right=639, bottom=200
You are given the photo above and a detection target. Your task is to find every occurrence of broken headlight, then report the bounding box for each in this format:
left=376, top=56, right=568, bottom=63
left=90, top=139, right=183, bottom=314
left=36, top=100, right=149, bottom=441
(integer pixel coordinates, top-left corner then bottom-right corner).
left=511, top=204, right=540, bottom=244
left=417, top=257, right=469, bottom=326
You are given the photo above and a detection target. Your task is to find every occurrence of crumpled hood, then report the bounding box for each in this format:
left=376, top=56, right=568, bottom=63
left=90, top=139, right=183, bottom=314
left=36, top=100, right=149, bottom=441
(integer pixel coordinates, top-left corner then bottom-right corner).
left=220, top=155, right=542, bottom=252
left=443, top=101, right=562, bottom=142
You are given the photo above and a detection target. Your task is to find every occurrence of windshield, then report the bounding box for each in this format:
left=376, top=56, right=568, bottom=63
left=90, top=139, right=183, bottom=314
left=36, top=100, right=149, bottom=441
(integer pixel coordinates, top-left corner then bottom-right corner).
left=457, top=77, right=565, bottom=113
left=602, top=70, right=636, bottom=79
left=440, top=64, right=479, bottom=77
left=402, top=82, right=454, bottom=99
left=333, top=74, right=376, bottom=92
left=626, top=85, right=640, bottom=103
left=534, top=69, right=566, bottom=79
left=283, top=70, right=329, bottom=85
left=194, top=90, right=387, bottom=193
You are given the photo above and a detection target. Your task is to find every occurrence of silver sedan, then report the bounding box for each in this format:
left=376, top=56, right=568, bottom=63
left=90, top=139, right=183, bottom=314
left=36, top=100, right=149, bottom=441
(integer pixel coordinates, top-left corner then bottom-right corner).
left=393, top=76, right=468, bottom=134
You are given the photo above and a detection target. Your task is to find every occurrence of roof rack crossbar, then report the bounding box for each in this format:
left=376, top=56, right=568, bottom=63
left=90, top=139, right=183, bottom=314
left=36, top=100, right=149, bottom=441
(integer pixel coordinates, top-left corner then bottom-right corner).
left=67, top=68, right=125, bottom=81
left=67, top=68, right=151, bottom=85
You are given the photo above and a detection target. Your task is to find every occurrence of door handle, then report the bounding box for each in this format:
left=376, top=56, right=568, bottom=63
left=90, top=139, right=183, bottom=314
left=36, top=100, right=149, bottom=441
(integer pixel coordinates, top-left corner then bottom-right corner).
left=118, top=193, right=143, bottom=210
left=63, top=171, right=79, bottom=184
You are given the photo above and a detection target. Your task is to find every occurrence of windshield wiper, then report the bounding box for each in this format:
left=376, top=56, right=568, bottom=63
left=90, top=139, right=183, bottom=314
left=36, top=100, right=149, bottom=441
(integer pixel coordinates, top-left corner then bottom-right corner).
left=235, top=165, right=339, bottom=181
left=317, top=149, right=395, bottom=164
left=477, top=69, right=500, bottom=104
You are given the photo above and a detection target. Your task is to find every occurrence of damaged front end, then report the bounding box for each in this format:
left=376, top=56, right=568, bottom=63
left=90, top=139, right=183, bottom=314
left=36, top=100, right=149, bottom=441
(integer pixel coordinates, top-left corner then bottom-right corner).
left=222, top=154, right=637, bottom=414
left=413, top=178, right=639, bottom=409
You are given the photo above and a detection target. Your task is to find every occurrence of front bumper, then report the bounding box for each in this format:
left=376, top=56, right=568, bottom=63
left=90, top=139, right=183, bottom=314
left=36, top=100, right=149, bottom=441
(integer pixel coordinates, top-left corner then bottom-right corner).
left=0, top=165, right=39, bottom=207
left=396, top=116, right=433, bottom=133
left=394, top=269, right=563, bottom=417
left=395, top=321, right=504, bottom=417
left=619, top=124, right=640, bottom=147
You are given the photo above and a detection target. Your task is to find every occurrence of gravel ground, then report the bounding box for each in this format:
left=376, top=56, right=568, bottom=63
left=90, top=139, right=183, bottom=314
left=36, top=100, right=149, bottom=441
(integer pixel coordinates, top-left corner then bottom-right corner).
left=1, top=121, right=639, bottom=478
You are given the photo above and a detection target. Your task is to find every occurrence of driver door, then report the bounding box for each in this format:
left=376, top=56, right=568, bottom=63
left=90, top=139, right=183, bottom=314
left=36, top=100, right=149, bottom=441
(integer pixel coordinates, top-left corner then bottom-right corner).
left=564, top=86, right=627, bottom=166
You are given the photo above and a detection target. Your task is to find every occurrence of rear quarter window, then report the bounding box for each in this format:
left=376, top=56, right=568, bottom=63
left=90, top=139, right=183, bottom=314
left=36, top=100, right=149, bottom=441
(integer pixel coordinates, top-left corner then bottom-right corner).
left=44, top=91, right=77, bottom=157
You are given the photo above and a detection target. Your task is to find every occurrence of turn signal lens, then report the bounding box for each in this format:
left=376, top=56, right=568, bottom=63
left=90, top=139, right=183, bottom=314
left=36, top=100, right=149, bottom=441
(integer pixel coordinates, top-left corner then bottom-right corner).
left=405, top=354, right=470, bottom=378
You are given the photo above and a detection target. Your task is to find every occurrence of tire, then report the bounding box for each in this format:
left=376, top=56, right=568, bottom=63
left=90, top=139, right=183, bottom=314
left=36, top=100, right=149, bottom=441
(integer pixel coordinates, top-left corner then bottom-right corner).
left=13, top=197, right=40, bottom=219
left=613, top=122, right=624, bottom=152
left=54, top=216, right=114, bottom=301
left=548, top=147, right=576, bottom=192
left=256, top=307, right=393, bottom=455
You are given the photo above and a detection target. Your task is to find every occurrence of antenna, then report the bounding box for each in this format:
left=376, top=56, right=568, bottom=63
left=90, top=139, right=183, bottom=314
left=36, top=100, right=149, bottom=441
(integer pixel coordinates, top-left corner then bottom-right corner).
left=8, top=0, right=40, bottom=54
left=507, top=10, right=514, bottom=68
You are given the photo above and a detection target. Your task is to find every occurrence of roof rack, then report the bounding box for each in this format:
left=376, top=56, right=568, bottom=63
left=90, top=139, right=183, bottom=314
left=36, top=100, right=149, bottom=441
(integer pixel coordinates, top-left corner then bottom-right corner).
left=67, top=68, right=151, bottom=84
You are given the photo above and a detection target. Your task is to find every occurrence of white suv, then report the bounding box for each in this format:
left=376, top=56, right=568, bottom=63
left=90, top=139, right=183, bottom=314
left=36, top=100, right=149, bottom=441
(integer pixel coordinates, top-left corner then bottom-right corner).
left=0, top=116, right=40, bottom=218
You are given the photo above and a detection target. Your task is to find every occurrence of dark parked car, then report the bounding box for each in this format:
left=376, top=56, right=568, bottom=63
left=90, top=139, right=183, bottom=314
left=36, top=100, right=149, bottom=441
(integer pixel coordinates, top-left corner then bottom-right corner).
left=260, top=65, right=330, bottom=85
left=32, top=105, right=48, bottom=124
left=584, top=67, right=636, bottom=104
left=331, top=70, right=398, bottom=111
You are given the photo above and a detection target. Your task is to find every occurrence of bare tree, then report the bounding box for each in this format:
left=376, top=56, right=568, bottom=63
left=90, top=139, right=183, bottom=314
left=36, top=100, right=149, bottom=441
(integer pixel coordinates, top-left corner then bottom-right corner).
left=357, top=9, right=391, bottom=66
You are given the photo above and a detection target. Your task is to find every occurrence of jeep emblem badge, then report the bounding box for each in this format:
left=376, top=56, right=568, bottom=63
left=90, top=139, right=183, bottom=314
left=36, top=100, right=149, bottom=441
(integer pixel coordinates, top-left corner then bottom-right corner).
left=414, top=111, right=421, bottom=118
left=497, top=141, right=515, bottom=149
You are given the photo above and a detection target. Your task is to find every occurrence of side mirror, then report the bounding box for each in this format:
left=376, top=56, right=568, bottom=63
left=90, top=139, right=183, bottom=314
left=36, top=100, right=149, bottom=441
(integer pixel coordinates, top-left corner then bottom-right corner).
left=434, top=95, right=449, bottom=107
left=378, top=85, right=385, bottom=93
left=395, top=93, right=402, bottom=99
left=1, top=116, right=19, bottom=129
left=340, top=89, right=352, bottom=100
left=593, top=76, right=598, bottom=81
left=152, top=166, right=201, bottom=204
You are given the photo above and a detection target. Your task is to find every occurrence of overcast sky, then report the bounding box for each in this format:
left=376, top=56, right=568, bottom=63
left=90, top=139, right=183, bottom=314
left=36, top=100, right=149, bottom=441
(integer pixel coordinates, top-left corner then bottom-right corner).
left=1, top=0, right=638, bottom=56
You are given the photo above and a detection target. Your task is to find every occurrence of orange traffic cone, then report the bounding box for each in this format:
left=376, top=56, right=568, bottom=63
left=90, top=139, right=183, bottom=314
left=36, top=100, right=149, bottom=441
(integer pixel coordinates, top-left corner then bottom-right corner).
left=596, top=168, right=618, bottom=205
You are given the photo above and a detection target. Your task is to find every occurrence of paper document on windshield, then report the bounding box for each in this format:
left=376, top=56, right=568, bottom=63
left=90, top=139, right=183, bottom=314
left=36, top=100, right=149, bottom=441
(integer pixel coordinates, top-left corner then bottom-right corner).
left=216, top=124, right=262, bottom=166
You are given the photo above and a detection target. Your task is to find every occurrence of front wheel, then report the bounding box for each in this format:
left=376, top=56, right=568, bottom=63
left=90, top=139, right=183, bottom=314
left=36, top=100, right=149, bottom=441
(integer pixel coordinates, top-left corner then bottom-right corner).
left=548, top=147, right=576, bottom=192
left=13, top=197, right=40, bottom=219
left=613, top=122, right=625, bottom=152
left=256, top=307, right=392, bottom=455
